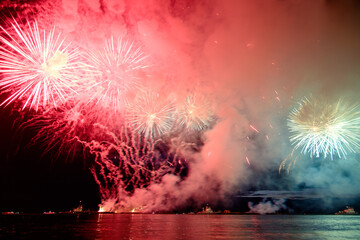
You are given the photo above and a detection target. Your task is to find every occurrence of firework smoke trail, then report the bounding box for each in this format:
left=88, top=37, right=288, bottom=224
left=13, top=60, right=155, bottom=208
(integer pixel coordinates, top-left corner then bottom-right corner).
left=129, top=92, right=176, bottom=139
left=86, top=37, right=149, bottom=112
left=177, top=94, right=215, bottom=131
left=0, top=19, right=87, bottom=111
left=288, top=97, right=360, bottom=159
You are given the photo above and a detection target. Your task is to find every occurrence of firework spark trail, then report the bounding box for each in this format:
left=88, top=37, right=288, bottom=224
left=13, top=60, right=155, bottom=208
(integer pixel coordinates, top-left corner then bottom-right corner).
left=86, top=37, right=150, bottom=112
left=178, top=94, right=215, bottom=131
left=245, top=156, right=251, bottom=165
left=22, top=97, right=187, bottom=212
left=129, top=92, right=176, bottom=139
left=0, top=19, right=88, bottom=111
left=288, top=97, right=360, bottom=159
left=249, top=124, right=259, bottom=133
left=19, top=100, right=103, bottom=158
left=82, top=125, right=187, bottom=212
left=279, top=148, right=299, bottom=174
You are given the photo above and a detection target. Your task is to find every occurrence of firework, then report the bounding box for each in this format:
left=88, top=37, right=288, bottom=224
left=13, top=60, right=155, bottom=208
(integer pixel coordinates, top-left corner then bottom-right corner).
left=129, top=92, right=175, bottom=139
left=86, top=37, right=149, bottom=112
left=288, top=97, right=360, bottom=159
left=0, top=19, right=86, bottom=111
left=177, top=94, right=215, bottom=131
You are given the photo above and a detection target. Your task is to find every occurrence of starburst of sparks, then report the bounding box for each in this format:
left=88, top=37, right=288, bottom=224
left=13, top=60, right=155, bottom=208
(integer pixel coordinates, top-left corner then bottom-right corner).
left=86, top=37, right=149, bottom=112
left=178, top=94, right=214, bottom=131
left=288, top=97, right=360, bottom=159
left=129, top=92, right=175, bottom=139
left=0, top=19, right=86, bottom=111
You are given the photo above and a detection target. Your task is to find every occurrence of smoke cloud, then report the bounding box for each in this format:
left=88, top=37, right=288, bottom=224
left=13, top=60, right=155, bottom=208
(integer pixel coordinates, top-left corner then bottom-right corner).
left=248, top=198, right=287, bottom=214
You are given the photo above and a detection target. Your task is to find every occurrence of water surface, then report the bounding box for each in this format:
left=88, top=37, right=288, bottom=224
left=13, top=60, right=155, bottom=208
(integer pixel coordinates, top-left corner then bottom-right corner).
left=1, top=214, right=359, bottom=239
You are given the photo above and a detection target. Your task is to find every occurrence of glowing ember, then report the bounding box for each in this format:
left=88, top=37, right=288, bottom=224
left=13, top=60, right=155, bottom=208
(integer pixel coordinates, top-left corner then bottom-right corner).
left=250, top=124, right=259, bottom=133
left=246, top=156, right=251, bottom=165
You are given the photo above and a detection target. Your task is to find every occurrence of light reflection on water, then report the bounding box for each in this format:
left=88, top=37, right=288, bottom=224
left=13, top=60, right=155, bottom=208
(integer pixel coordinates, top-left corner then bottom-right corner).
left=1, top=214, right=360, bottom=239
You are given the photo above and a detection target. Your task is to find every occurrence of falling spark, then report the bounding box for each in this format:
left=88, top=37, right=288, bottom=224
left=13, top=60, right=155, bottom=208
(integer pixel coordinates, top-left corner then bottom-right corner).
left=250, top=124, right=259, bottom=133
left=246, top=156, right=251, bottom=165
left=279, top=149, right=299, bottom=174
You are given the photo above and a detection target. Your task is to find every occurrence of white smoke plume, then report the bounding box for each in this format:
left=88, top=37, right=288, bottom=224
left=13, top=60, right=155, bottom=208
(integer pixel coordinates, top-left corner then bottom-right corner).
left=248, top=198, right=287, bottom=215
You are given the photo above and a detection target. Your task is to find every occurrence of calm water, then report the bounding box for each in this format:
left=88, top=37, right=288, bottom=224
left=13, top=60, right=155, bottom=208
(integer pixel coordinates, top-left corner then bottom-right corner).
left=1, top=214, right=360, bottom=239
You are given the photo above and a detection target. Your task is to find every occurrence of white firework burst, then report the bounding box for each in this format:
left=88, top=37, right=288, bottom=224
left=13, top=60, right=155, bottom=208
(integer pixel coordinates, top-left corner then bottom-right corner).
left=0, top=19, right=87, bottom=111
left=129, top=92, right=175, bottom=139
left=87, top=37, right=149, bottom=112
left=288, top=97, right=360, bottom=159
left=178, top=94, right=214, bottom=131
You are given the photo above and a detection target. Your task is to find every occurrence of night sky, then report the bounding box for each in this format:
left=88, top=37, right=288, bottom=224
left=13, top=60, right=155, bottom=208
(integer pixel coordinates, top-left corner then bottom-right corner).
left=0, top=107, right=100, bottom=212
left=0, top=0, right=360, bottom=214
